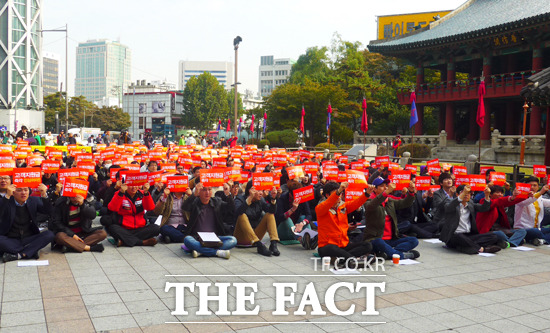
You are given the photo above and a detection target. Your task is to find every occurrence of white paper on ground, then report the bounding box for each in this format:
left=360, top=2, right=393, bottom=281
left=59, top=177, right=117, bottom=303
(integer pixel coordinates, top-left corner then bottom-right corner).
left=154, top=215, right=163, bottom=226
left=294, top=228, right=318, bottom=238
left=18, top=260, right=49, bottom=267
left=511, top=246, right=535, bottom=251
left=478, top=253, right=496, bottom=257
left=399, top=259, right=421, bottom=265
left=330, top=268, right=361, bottom=275
left=423, top=238, right=443, bottom=244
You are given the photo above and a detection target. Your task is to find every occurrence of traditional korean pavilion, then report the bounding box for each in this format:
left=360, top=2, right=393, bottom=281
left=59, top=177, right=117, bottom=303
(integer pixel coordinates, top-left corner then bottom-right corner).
left=368, top=0, right=550, bottom=145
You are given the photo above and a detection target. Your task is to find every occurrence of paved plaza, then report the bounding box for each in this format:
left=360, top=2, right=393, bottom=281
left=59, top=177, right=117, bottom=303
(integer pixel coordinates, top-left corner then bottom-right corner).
left=2, top=220, right=550, bottom=333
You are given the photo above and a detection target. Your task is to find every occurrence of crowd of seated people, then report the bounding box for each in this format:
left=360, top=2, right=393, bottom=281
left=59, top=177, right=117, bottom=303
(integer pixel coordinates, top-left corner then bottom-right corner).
left=2, top=135, right=550, bottom=267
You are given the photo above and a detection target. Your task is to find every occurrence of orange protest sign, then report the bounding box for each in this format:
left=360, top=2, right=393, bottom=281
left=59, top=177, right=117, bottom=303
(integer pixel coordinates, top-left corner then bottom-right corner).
left=124, top=172, right=149, bottom=186
left=345, top=170, right=368, bottom=188
left=0, top=145, right=12, bottom=152
left=489, top=172, right=506, bottom=186
left=415, top=176, right=432, bottom=191
left=14, top=150, right=28, bottom=160
left=323, top=168, right=339, bottom=181
left=160, top=163, right=176, bottom=172
left=240, top=170, right=250, bottom=182
left=252, top=173, right=274, bottom=190
left=287, top=166, right=304, bottom=180
left=345, top=186, right=365, bottom=202
left=293, top=185, right=314, bottom=203
left=147, top=171, right=164, bottom=185
left=515, top=183, right=531, bottom=199
left=455, top=175, right=470, bottom=186
left=389, top=162, right=400, bottom=171
left=166, top=176, right=189, bottom=192
left=244, top=161, right=255, bottom=171
left=200, top=168, right=226, bottom=187
left=405, top=165, right=417, bottom=175
left=41, top=160, right=61, bottom=173
left=77, top=162, right=96, bottom=175
left=468, top=175, right=486, bottom=191
left=453, top=165, right=467, bottom=175
left=224, top=167, right=242, bottom=182
left=160, top=172, right=177, bottom=184
left=315, top=152, right=324, bottom=160
left=301, top=162, right=319, bottom=174
left=212, top=158, right=227, bottom=168
left=149, top=151, right=164, bottom=161
left=58, top=168, right=87, bottom=183
left=338, top=156, right=348, bottom=164
left=273, top=154, right=287, bottom=167
left=375, top=156, right=390, bottom=168
left=26, top=155, right=44, bottom=167
left=337, top=171, right=347, bottom=183
left=479, top=166, right=494, bottom=175
left=0, top=152, right=14, bottom=160
left=13, top=167, right=41, bottom=188
left=533, top=165, right=547, bottom=178
left=0, top=160, right=15, bottom=175
left=389, top=170, right=411, bottom=190
left=427, top=166, right=441, bottom=177
left=427, top=159, right=440, bottom=168
left=62, top=177, right=89, bottom=198
left=430, top=185, right=440, bottom=192
left=49, top=150, right=63, bottom=160
left=100, top=149, right=115, bottom=160
left=120, top=164, right=140, bottom=172
left=350, top=162, right=364, bottom=170
left=75, top=153, right=93, bottom=163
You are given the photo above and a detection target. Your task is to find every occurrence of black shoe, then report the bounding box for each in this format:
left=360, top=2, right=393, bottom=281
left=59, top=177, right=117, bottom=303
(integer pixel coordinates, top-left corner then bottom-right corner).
left=310, top=235, right=318, bottom=249
left=483, top=245, right=501, bottom=253
left=375, top=252, right=389, bottom=260
left=256, top=242, right=271, bottom=257
left=31, top=253, right=39, bottom=260
left=90, top=244, right=105, bottom=252
left=496, top=239, right=509, bottom=249
left=403, top=250, right=420, bottom=259
left=269, top=241, right=280, bottom=256
left=164, top=235, right=171, bottom=244
left=2, top=253, right=18, bottom=263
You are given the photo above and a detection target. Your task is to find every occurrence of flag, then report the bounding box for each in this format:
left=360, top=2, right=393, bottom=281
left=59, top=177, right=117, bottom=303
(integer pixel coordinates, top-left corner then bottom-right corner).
left=238, top=117, right=242, bottom=133
left=327, top=103, right=332, bottom=131
left=263, top=112, right=267, bottom=133
left=361, top=97, right=368, bottom=133
left=477, top=81, right=486, bottom=128
left=227, top=119, right=231, bottom=132
left=217, top=119, right=221, bottom=131
left=250, top=115, right=255, bottom=132
left=300, top=106, right=305, bottom=133
left=409, top=92, right=418, bottom=128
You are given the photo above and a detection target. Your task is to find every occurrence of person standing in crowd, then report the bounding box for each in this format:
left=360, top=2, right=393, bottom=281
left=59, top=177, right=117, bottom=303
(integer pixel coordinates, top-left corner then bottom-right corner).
left=57, top=130, right=66, bottom=145
left=16, top=125, right=29, bottom=141
left=45, top=131, right=55, bottom=146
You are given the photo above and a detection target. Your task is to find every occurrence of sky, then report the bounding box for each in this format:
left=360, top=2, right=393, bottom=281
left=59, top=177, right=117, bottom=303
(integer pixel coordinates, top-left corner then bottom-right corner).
left=42, top=0, right=466, bottom=97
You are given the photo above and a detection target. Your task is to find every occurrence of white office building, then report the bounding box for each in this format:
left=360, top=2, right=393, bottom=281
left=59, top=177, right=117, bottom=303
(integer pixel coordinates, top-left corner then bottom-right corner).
left=178, top=61, right=233, bottom=90
left=75, top=39, right=131, bottom=104
left=122, top=80, right=183, bottom=140
left=0, top=0, right=45, bottom=132
left=258, top=56, right=294, bottom=97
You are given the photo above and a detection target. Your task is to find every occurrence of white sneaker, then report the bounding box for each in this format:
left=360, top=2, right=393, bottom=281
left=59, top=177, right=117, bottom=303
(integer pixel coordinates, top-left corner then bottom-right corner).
left=191, top=250, right=199, bottom=258
left=533, top=238, right=546, bottom=246
left=216, top=250, right=230, bottom=259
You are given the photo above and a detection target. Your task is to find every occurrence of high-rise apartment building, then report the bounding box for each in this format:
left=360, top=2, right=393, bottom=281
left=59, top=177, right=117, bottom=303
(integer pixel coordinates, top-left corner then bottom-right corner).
left=258, top=56, right=294, bottom=97
left=0, top=0, right=44, bottom=132
left=43, top=52, right=59, bottom=97
left=75, top=39, right=131, bottom=103
left=178, top=61, right=233, bottom=90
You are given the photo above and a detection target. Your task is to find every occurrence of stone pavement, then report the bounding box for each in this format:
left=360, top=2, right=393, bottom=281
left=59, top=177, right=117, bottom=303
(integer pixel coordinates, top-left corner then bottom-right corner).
left=2, top=227, right=550, bottom=333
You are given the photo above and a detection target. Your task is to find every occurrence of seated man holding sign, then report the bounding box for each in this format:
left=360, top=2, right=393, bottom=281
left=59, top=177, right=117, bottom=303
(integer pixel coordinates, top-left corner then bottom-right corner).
left=275, top=180, right=315, bottom=249
left=153, top=176, right=190, bottom=243
left=181, top=182, right=236, bottom=259
left=0, top=182, right=55, bottom=262
left=106, top=182, right=160, bottom=247
left=440, top=185, right=505, bottom=254
left=513, top=177, right=550, bottom=245
left=234, top=181, right=280, bottom=257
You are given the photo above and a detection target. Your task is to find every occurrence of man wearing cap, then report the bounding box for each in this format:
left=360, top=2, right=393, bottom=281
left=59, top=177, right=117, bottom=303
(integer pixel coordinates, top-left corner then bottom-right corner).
left=364, top=177, right=420, bottom=259
left=440, top=184, right=504, bottom=254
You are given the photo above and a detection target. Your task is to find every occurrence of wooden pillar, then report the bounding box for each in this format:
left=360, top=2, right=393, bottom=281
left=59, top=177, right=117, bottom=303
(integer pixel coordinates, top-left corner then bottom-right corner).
left=416, top=64, right=424, bottom=87
left=467, top=107, right=478, bottom=141
left=415, top=105, right=424, bottom=135
left=545, top=107, right=550, bottom=166
left=530, top=47, right=543, bottom=135
left=481, top=102, right=491, bottom=141
left=447, top=62, right=456, bottom=89
left=438, top=104, right=446, bottom=133
left=483, top=55, right=492, bottom=78
left=445, top=103, right=455, bottom=141
left=505, top=103, right=515, bottom=135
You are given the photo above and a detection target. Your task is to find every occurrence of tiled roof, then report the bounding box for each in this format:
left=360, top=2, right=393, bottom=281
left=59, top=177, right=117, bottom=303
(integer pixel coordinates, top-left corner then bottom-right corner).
left=521, top=67, right=550, bottom=106
left=369, top=0, right=550, bottom=52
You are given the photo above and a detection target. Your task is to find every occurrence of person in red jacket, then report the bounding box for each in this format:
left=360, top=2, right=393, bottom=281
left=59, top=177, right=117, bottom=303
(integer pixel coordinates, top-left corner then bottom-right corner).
left=476, top=185, right=527, bottom=247
left=107, top=182, right=160, bottom=247
left=315, top=181, right=374, bottom=261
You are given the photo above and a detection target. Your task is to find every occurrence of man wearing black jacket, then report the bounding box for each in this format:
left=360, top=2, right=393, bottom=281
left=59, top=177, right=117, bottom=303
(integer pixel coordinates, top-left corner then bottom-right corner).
left=234, top=181, right=279, bottom=256
left=0, top=183, right=55, bottom=262
left=182, top=182, right=236, bottom=259
left=51, top=194, right=107, bottom=252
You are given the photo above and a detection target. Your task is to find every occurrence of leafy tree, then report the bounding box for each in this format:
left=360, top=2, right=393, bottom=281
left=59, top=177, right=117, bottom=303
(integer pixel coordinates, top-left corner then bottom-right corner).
left=93, top=106, right=131, bottom=131
left=182, top=73, right=230, bottom=134
left=289, top=46, right=332, bottom=85
left=226, top=88, right=244, bottom=117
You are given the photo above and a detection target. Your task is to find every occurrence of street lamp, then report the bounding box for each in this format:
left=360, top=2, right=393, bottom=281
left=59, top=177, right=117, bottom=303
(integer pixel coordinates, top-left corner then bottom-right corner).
left=520, top=101, right=530, bottom=165
left=41, top=24, right=69, bottom=133
left=233, top=36, right=242, bottom=137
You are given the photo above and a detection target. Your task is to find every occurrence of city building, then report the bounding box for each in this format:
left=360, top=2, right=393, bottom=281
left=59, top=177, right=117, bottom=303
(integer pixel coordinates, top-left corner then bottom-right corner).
left=75, top=39, right=131, bottom=104
left=122, top=80, right=183, bottom=140
left=258, top=56, right=294, bottom=97
left=368, top=0, right=550, bottom=143
left=0, top=0, right=45, bottom=132
left=178, top=61, right=233, bottom=90
left=242, top=90, right=262, bottom=111
left=43, top=52, right=59, bottom=97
